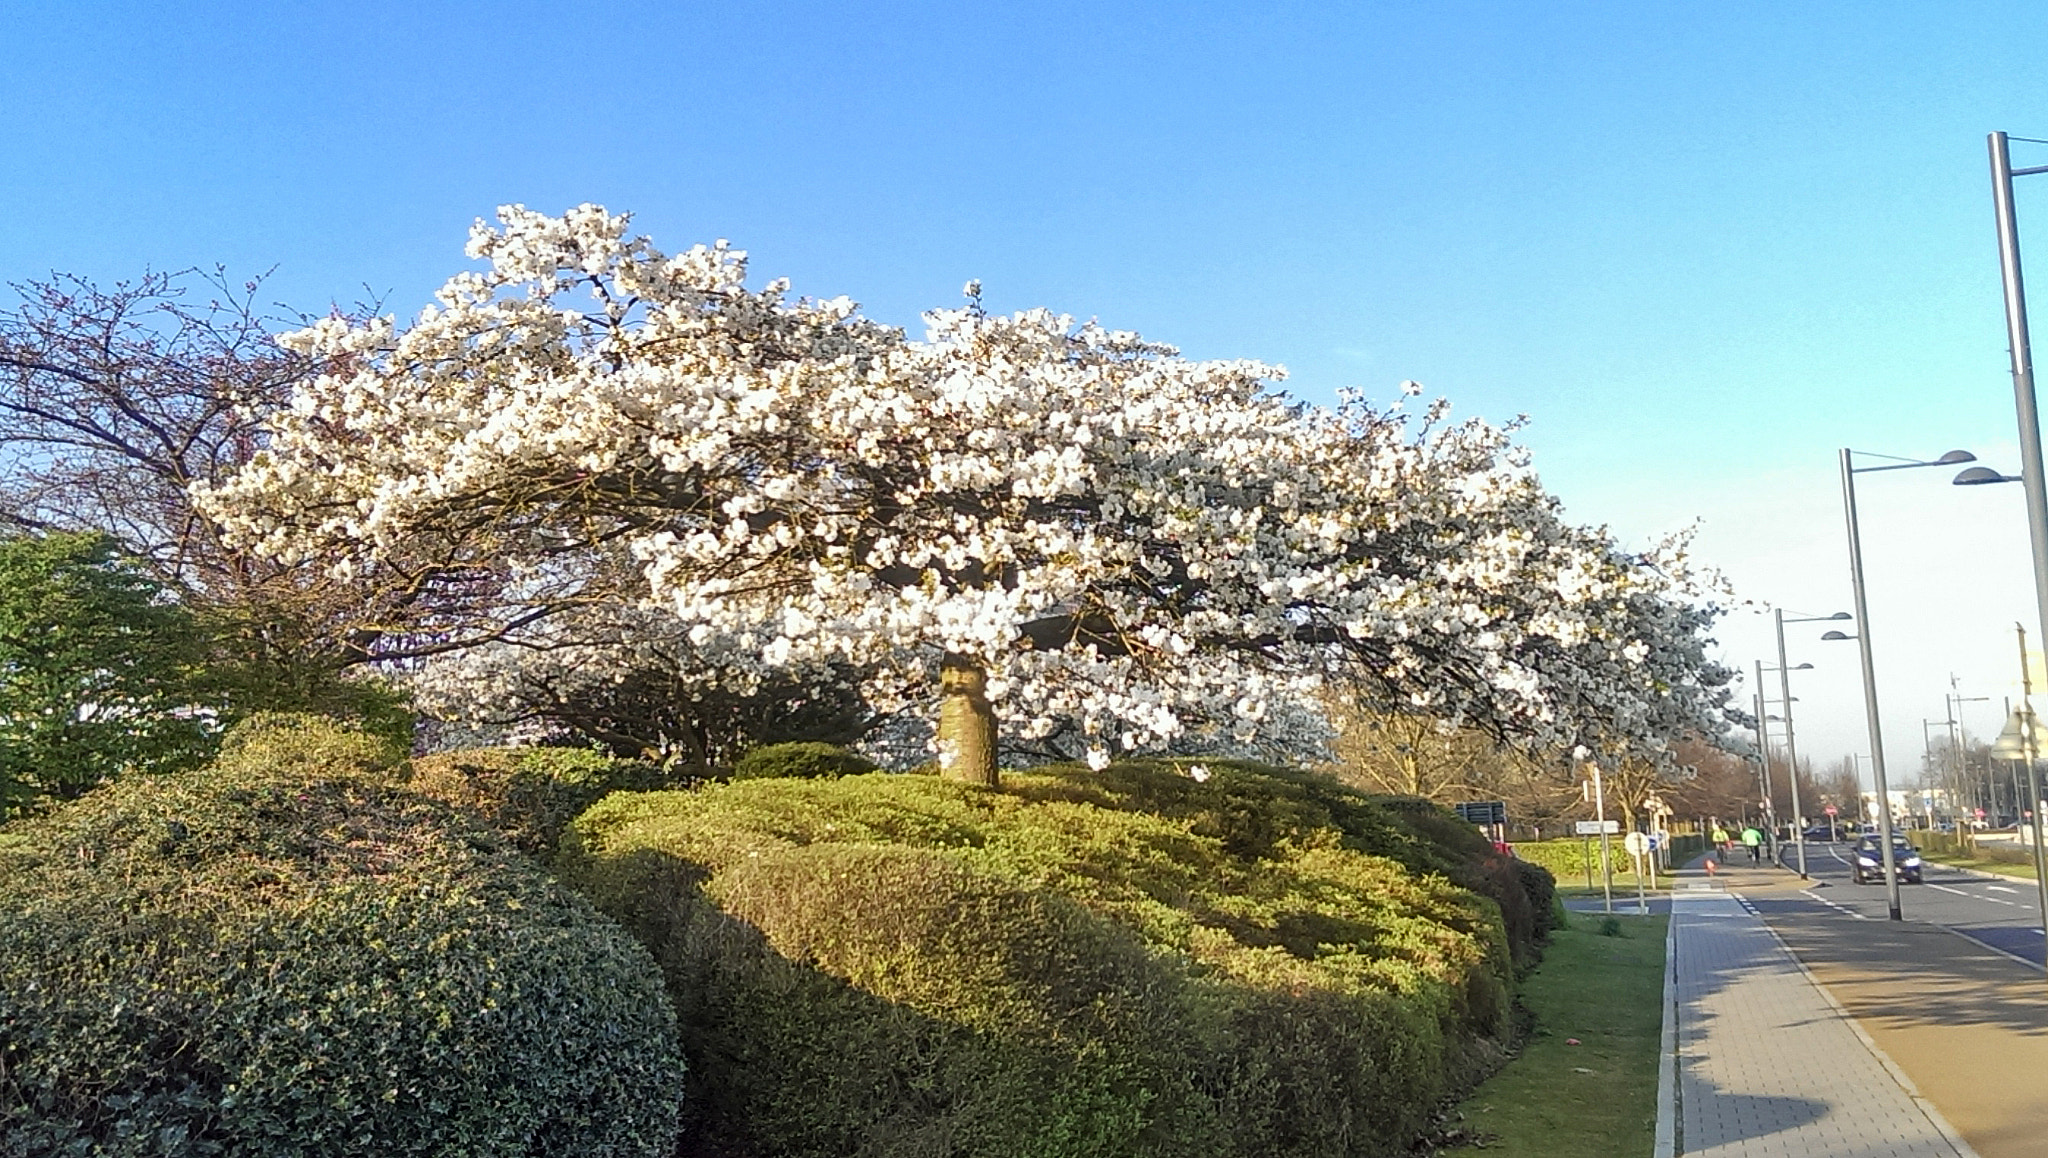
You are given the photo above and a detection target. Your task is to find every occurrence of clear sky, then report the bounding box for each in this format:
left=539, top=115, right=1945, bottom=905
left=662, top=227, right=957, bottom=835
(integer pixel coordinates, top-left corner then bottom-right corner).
left=9, top=1, right=2048, bottom=794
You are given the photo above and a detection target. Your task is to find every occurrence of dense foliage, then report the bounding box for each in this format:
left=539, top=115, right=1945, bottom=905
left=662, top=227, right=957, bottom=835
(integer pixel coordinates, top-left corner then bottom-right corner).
left=0, top=531, right=213, bottom=815
left=407, top=744, right=675, bottom=858
left=0, top=717, right=686, bottom=1157
left=562, top=760, right=1536, bottom=1158
left=730, top=740, right=879, bottom=781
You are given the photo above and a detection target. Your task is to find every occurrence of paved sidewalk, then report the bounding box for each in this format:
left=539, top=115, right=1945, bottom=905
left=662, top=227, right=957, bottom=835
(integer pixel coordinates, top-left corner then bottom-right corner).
left=1665, top=881, right=1975, bottom=1157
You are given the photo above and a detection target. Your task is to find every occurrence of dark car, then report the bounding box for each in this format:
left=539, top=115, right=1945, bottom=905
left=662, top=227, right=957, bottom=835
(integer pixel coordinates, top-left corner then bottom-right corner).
left=1850, top=835, right=1924, bottom=884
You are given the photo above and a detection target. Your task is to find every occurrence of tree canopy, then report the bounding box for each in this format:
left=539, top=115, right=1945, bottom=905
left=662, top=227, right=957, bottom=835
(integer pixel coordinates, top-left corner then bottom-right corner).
left=198, top=205, right=1734, bottom=780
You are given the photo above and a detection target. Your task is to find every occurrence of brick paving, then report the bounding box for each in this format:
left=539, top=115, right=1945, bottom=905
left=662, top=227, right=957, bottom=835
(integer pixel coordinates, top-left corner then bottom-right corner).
left=1669, top=885, right=1975, bottom=1157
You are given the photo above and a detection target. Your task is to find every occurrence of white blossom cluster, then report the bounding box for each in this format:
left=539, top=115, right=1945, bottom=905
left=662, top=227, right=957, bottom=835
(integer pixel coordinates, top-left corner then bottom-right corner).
left=195, top=205, right=1730, bottom=769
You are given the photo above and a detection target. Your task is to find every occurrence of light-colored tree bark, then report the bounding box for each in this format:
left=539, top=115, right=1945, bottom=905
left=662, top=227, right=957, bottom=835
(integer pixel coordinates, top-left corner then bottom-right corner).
left=937, top=654, right=999, bottom=787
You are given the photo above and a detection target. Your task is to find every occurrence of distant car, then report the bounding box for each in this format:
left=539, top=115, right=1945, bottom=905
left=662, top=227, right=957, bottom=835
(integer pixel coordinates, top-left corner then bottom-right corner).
left=1850, top=835, right=1923, bottom=884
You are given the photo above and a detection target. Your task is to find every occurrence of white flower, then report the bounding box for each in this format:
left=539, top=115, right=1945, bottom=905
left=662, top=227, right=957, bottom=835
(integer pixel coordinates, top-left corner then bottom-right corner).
left=193, top=205, right=1733, bottom=772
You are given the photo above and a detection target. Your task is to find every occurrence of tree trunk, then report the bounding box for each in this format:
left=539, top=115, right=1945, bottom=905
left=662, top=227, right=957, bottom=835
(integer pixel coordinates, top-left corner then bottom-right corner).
left=937, top=653, right=999, bottom=787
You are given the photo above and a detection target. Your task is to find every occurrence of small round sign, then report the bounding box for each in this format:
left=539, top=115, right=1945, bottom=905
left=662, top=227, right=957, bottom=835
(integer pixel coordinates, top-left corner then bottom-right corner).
left=1623, top=831, right=1650, bottom=856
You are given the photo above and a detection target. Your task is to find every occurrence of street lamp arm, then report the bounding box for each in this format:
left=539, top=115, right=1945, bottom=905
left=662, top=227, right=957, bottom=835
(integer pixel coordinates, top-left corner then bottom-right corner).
left=1848, top=449, right=1977, bottom=474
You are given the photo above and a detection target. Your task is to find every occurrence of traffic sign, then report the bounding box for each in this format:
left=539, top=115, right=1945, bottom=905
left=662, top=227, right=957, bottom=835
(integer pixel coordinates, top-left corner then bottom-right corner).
left=1575, top=819, right=1621, bottom=835
left=1454, top=801, right=1507, bottom=827
left=1623, top=832, right=1649, bottom=856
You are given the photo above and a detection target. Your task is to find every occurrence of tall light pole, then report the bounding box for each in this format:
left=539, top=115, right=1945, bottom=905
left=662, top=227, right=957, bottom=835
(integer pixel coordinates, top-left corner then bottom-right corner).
left=1947, top=684, right=1990, bottom=831
left=1773, top=608, right=1845, bottom=879
left=1752, top=663, right=1775, bottom=840
left=1988, top=134, right=2048, bottom=730
left=1836, top=446, right=1978, bottom=921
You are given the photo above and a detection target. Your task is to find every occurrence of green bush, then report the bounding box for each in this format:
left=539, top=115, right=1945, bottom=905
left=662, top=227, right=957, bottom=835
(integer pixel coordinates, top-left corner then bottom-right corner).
left=1511, top=837, right=1614, bottom=885
left=0, top=717, right=685, bottom=1158
left=730, top=740, right=878, bottom=781
left=561, top=758, right=1515, bottom=1158
left=1512, top=859, right=1560, bottom=941
left=1365, top=795, right=1543, bottom=965
left=408, top=745, right=672, bottom=859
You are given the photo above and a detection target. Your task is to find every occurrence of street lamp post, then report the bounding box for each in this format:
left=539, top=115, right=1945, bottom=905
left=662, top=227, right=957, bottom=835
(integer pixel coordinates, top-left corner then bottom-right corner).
left=1947, top=686, right=1990, bottom=837
left=1772, top=608, right=1845, bottom=879
left=1752, top=664, right=1776, bottom=844
left=1836, top=446, right=1978, bottom=921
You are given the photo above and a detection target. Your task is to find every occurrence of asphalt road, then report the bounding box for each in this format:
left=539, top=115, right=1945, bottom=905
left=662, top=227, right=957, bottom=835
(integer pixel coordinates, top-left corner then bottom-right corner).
left=1766, top=837, right=2047, bottom=968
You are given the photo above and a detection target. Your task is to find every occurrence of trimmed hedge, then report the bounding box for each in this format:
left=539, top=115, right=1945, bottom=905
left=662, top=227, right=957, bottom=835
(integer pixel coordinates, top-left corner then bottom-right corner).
left=730, top=741, right=878, bottom=781
left=1364, top=795, right=1547, bottom=965
left=0, top=716, right=686, bottom=1158
left=561, top=759, right=1517, bottom=1158
left=408, top=745, right=672, bottom=859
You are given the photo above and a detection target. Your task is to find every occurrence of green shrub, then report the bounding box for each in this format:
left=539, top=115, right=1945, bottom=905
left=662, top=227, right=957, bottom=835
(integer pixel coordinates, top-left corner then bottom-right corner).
left=561, top=759, right=1515, bottom=1158
left=731, top=740, right=878, bottom=781
left=0, top=717, right=685, bottom=1158
left=1363, top=795, right=1546, bottom=965
left=1511, top=837, right=1609, bottom=885
left=409, top=745, right=672, bottom=858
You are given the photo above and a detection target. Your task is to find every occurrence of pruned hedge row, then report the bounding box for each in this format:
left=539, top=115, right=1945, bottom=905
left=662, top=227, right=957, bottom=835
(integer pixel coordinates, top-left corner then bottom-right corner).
left=408, top=744, right=675, bottom=859
left=562, top=759, right=1540, bottom=1158
left=0, top=717, right=686, bottom=1158
left=731, top=740, right=878, bottom=781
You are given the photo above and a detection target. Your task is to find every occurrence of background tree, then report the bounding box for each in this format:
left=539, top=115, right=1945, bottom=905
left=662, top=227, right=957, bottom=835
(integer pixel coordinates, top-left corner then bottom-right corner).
left=411, top=599, right=874, bottom=765
left=0, top=269, right=412, bottom=735
left=0, top=532, right=213, bottom=814
left=1666, top=737, right=1765, bottom=827
left=1816, top=755, right=1866, bottom=827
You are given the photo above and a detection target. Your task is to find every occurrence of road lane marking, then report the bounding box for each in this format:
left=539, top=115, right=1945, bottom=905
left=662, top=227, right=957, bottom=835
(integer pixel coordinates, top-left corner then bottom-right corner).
left=1801, top=888, right=1869, bottom=919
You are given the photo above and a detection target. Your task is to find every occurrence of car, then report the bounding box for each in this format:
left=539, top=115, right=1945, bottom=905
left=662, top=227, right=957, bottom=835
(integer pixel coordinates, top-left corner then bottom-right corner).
left=1849, top=835, right=1924, bottom=884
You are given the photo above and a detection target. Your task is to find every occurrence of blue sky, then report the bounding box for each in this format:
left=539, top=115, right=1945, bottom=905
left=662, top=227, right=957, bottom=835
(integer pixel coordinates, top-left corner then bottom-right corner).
left=10, top=1, right=2048, bottom=784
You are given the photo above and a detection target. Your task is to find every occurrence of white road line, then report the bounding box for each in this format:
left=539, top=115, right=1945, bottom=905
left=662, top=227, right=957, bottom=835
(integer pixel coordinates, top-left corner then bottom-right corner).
left=1801, top=888, right=1870, bottom=919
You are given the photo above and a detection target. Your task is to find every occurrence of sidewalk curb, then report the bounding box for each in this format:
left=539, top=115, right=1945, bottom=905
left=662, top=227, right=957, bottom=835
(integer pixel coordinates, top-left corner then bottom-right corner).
left=1652, top=905, right=1678, bottom=1158
left=1740, top=889, right=1984, bottom=1158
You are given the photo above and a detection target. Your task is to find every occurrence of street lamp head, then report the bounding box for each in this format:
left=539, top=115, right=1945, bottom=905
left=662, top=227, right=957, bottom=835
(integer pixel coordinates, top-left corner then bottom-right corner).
left=1953, top=465, right=2020, bottom=486
left=1821, top=630, right=1857, bottom=642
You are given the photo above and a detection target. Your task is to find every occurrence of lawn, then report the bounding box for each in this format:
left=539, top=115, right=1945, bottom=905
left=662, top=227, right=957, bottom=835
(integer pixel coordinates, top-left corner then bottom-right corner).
left=1442, top=913, right=1668, bottom=1157
left=1919, top=848, right=2041, bottom=881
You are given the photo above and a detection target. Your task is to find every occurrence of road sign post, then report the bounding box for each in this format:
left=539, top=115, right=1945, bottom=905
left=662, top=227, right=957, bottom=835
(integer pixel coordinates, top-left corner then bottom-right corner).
left=1623, top=831, right=1651, bottom=914
left=1591, top=765, right=1612, bottom=914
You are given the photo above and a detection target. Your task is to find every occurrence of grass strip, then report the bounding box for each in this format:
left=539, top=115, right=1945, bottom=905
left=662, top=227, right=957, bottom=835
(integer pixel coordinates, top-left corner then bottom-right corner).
left=1443, top=913, right=1669, bottom=1157
left=1920, top=849, right=2040, bottom=881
